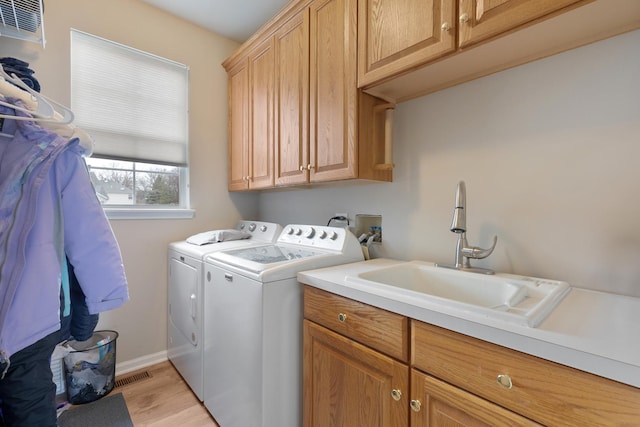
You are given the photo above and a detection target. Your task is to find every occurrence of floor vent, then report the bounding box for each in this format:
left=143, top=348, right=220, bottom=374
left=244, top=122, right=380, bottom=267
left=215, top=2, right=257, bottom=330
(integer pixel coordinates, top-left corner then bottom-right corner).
left=115, top=370, right=152, bottom=388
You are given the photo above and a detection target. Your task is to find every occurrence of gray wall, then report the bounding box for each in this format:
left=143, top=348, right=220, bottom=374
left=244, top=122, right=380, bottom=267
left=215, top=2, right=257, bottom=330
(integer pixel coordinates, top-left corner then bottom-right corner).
left=259, top=29, right=640, bottom=298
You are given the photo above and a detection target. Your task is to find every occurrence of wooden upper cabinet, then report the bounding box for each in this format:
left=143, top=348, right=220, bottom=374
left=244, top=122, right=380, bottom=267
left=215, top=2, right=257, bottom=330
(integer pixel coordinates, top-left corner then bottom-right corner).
left=274, top=9, right=310, bottom=187
left=226, top=39, right=275, bottom=191
left=309, top=0, right=359, bottom=182
left=248, top=38, right=275, bottom=189
left=458, top=0, right=584, bottom=48
left=357, top=0, right=594, bottom=92
left=358, top=0, right=456, bottom=87
left=226, top=60, right=249, bottom=191
left=225, top=0, right=393, bottom=190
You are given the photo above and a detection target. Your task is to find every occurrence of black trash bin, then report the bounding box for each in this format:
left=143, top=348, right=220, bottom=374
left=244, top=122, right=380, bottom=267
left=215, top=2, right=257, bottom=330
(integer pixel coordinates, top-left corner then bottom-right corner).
left=63, top=330, right=118, bottom=404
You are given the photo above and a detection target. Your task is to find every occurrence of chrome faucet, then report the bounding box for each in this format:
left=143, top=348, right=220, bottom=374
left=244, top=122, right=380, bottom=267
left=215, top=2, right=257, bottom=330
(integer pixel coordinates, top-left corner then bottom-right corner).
left=437, top=181, right=497, bottom=274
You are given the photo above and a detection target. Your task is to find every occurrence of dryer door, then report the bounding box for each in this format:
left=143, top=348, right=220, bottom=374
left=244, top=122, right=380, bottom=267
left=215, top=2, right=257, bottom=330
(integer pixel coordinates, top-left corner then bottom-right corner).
left=169, top=256, right=199, bottom=346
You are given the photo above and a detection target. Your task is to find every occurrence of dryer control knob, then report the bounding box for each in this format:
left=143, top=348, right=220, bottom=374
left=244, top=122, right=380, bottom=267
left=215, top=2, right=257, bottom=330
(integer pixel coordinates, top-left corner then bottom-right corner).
left=305, top=227, right=316, bottom=238
left=249, top=223, right=257, bottom=231
left=260, top=225, right=267, bottom=232
left=319, top=230, right=328, bottom=239
left=330, top=231, right=339, bottom=240
left=286, top=227, right=295, bottom=235
left=295, top=228, right=303, bottom=236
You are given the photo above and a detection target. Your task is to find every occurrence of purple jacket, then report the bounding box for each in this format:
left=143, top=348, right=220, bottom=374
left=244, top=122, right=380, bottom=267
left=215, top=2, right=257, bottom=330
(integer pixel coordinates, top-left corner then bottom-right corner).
left=0, top=103, right=129, bottom=361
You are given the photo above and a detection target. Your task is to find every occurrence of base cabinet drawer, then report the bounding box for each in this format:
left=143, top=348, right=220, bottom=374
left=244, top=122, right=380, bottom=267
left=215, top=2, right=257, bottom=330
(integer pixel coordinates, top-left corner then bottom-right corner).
left=412, top=320, right=640, bottom=426
left=304, top=285, right=409, bottom=361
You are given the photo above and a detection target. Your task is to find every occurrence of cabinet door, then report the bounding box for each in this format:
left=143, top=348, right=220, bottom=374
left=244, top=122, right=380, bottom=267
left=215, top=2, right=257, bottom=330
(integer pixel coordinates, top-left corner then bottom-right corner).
left=458, top=0, right=584, bottom=48
left=309, top=0, right=358, bottom=182
left=227, top=60, right=249, bottom=191
left=274, top=10, right=310, bottom=186
left=411, top=370, right=540, bottom=426
left=248, top=38, right=275, bottom=189
left=304, top=320, right=408, bottom=427
left=358, top=0, right=455, bottom=87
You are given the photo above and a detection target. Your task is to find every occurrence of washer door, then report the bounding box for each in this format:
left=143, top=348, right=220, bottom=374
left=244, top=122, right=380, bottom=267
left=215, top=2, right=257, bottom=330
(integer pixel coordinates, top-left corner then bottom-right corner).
left=203, top=265, right=262, bottom=426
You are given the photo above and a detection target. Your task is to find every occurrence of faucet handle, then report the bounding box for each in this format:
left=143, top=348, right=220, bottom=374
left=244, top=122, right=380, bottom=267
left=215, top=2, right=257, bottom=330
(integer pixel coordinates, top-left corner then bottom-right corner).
left=461, top=235, right=497, bottom=259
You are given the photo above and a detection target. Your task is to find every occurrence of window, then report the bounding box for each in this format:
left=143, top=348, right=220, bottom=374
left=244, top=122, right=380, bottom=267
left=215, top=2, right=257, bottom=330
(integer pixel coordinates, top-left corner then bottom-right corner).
left=70, top=29, right=191, bottom=218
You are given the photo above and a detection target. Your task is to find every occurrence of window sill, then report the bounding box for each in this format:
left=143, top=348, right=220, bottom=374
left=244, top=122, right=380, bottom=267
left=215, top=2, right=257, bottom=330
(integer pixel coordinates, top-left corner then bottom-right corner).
left=104, top=208, right=195, bottom=220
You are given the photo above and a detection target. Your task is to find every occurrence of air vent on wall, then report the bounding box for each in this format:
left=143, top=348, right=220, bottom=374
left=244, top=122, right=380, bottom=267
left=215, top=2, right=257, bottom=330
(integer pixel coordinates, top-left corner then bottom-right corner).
left=0, top=0, right=45, bottom=47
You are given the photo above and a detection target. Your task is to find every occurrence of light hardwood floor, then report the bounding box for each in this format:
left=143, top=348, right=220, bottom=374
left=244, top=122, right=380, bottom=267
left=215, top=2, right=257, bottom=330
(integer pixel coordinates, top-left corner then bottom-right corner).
left=115, top=361, right=219, bottom=427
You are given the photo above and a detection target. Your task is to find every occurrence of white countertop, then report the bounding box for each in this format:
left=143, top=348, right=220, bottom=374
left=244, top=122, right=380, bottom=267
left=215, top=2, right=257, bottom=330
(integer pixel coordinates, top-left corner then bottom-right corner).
left=297, top=258, right=640, bottom=389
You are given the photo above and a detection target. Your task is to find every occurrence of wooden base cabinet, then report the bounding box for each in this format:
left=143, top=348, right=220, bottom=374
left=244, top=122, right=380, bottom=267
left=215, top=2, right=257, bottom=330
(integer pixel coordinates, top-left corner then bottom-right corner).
left=303, top=287, right=640, bottom=427
left=303, top=320, right=409, bottom=427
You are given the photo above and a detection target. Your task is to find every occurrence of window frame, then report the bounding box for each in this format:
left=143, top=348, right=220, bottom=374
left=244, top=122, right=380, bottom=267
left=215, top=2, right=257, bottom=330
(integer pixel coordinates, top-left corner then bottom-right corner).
left=70, top=29, right=193, bottom=219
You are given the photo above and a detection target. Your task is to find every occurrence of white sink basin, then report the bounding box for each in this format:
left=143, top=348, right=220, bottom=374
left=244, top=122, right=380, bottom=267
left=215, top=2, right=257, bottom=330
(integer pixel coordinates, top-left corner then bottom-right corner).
left=346, top=261, right=570, bottom=327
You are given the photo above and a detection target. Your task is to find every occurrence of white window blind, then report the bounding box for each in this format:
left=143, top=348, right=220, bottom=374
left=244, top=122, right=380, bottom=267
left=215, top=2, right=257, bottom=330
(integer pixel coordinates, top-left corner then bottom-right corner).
left=70, top=29, right=189, bottom=166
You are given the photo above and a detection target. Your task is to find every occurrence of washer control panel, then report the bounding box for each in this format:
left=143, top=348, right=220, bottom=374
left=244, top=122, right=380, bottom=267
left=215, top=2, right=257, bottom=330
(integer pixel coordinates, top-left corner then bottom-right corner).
left=278, top=225, right=346, bottom=250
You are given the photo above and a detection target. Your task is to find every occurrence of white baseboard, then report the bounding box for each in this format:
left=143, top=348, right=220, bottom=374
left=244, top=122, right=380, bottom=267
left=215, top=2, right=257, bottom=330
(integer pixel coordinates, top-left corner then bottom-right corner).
left=115, top=350, right=168, bottom=376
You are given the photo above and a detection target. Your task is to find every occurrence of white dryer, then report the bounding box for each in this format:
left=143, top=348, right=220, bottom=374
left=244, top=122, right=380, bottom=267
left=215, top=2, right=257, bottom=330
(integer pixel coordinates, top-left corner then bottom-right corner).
left=167, top=220, right=281, bottom=401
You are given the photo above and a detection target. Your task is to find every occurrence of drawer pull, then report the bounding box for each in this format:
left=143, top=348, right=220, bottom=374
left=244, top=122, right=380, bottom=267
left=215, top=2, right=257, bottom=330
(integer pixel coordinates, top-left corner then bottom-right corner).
left=497, top=374, right=513, bottom=389
left=410, top=399, right=422, bottom=412
left=391, top=389, right=402, bottom=401
left=338, top=313, right=347, bottom=322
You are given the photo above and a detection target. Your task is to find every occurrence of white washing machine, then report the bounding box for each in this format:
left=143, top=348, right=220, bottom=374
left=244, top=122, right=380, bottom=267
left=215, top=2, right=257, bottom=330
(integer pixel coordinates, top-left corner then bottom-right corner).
left=203, top=224, right=364, bottom=427
left=167, top=220, right=282, bottom=401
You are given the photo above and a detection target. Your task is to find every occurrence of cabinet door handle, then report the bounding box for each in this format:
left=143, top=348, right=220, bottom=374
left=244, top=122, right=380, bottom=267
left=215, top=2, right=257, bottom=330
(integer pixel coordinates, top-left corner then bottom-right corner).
left=306, top=164, right=314, bottom=170
left=441, top=22, right=451, bottom=32
left=497, top=374, right=513, bottom=389
left=410, top=399, right=422, bottom=412
left=338, top=313, right=347, bottom=322
left=299, top=165, right=306, bottom=172
left=391, top=389, right=402, bottom=401
left=459, top=13, right=469, bottom=24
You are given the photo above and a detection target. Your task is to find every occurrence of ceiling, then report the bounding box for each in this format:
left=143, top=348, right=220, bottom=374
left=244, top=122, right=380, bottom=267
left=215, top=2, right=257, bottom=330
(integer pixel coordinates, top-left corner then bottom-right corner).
left=140, top=0, right=290, bottom=43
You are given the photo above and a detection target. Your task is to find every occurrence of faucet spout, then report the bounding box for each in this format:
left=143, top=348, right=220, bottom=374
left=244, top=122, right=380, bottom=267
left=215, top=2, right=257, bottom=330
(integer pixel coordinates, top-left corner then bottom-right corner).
left=450, top=181, right=466, bottom=233
left=437, top=181, right=497, bottom=274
